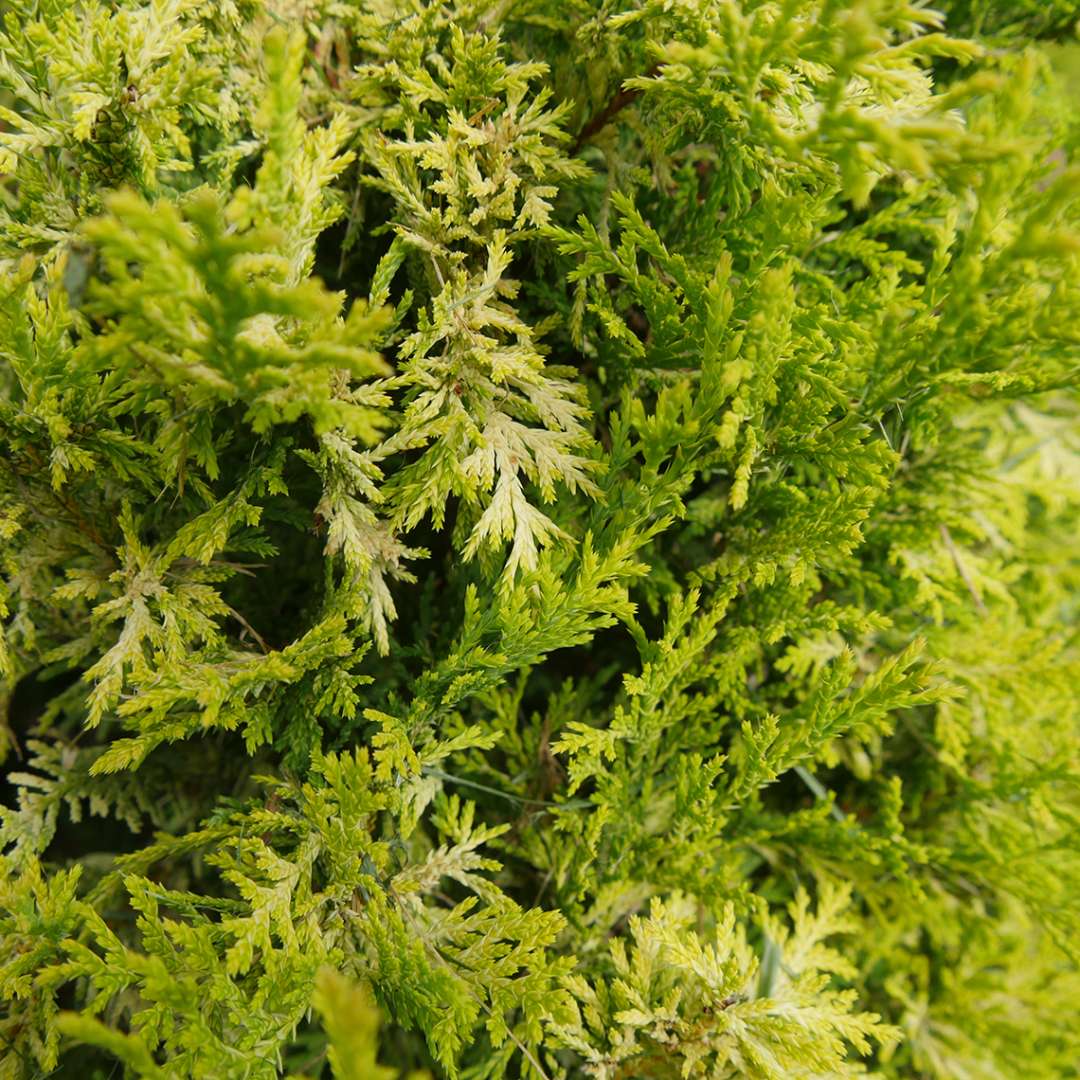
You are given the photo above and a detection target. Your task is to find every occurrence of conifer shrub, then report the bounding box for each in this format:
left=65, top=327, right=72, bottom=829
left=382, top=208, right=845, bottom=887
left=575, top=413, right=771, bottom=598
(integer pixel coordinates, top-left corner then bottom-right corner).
left=3, top=1, right=1080, bottom=1077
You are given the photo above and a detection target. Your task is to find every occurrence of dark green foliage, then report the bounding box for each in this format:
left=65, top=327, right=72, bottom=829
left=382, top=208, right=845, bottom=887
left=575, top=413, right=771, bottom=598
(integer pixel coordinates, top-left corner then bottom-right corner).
left=3, top=2, right=1080, bottom=1078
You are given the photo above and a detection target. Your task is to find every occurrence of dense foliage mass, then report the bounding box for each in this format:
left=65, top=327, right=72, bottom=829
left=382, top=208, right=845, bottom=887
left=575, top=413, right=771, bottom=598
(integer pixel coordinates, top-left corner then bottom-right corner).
left=3, top=1, right=1080, bottom=1077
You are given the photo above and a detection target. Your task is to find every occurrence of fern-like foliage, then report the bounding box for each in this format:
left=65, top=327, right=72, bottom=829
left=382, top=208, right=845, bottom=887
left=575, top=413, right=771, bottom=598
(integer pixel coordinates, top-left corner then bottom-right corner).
left=3, top=2, right=1080, bottom=1079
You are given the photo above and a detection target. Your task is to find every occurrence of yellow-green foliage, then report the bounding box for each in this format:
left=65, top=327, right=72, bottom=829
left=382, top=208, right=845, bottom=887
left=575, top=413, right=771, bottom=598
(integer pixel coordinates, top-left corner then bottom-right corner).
left=2, top=2, right=1080, bottom=1078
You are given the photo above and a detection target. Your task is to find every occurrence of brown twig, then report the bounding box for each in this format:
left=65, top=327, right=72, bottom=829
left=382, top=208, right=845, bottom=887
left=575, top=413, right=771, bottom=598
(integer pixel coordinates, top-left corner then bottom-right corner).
left=225, top=603, right=270, bottom=654
left=572, top=65, right=661, bottom=154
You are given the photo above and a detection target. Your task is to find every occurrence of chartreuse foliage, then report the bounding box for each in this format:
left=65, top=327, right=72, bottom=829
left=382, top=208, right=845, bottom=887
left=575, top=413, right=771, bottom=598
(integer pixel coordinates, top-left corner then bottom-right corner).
left=2, top=1, right=1080, bottom=1077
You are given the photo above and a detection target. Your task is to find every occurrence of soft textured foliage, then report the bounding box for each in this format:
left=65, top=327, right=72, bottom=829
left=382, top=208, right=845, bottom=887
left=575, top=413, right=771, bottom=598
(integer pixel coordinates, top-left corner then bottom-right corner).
left=3, top=1, right=1080, bottom=1078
